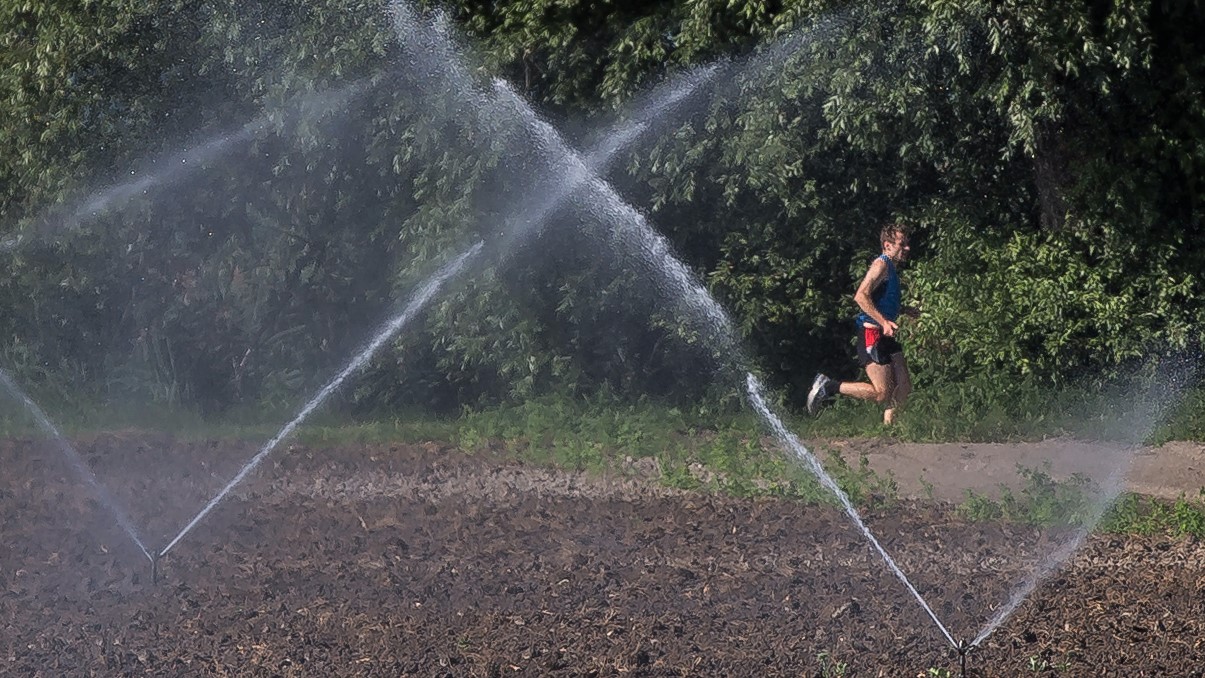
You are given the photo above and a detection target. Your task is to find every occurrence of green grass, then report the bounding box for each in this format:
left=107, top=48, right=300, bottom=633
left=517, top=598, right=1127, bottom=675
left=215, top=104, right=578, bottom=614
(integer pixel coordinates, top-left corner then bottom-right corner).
left=8, top=367, right=1205, bottom=446
left=451, top=395, right=848, bottom=504
left=1099, top=490, right=1205, bottom=537
left=957, top=463, right=1098, bottom=527
left=0, top=395, right=461, bottom=445
left=803, top=373, right=1205, bottom=444
left=3, top=386, right=1203, bottom=538
left=954, top=462, right=1205, bottom=538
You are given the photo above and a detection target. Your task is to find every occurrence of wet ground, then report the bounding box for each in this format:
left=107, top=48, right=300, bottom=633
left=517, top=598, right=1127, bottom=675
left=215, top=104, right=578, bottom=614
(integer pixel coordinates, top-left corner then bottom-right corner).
left=2, top=434, right=1202, bottom=676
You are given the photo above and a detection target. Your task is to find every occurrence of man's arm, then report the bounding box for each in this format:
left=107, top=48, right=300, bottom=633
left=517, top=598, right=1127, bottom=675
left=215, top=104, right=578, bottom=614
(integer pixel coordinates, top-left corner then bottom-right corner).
left=853, top=258, right=897, bottom=335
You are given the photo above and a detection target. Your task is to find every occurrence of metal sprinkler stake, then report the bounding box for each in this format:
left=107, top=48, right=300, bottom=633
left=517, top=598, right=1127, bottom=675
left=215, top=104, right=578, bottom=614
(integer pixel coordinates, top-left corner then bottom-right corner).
left=956, top=639, right=972, bottom=677
left=151, top=554, right=160, bottom=585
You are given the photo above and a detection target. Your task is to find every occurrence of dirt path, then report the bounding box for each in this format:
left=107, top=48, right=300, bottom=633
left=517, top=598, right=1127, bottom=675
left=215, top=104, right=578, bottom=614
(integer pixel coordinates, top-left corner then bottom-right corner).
left=828, top=438, right=1205, bottom=502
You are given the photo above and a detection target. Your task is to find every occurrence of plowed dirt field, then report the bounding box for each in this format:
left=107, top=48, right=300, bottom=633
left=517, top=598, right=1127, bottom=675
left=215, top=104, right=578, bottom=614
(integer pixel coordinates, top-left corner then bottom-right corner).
left=2, top=435, right=1202, bottom=676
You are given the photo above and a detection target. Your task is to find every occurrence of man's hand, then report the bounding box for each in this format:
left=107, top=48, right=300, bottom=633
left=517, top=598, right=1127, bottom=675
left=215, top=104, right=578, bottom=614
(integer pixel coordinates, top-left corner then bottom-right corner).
left=882, top=319, right=899, bottom=337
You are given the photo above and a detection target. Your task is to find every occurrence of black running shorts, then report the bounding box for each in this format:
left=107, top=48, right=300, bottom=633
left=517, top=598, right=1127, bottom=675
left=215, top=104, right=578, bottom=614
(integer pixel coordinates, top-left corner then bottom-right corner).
left=856, top=325, right=902, bottom=367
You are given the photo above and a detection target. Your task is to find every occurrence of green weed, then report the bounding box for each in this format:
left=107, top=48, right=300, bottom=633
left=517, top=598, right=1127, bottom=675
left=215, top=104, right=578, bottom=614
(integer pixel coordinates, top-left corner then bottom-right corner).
left=815, top=651, right=849, bottom=678
left=1099, top=490, right=1205, bottom=538
left=957, top=464, right=1205, bottom=539
left=956, top=463, right=1094, bottom=528
left=1026, top=653, right=1072, bottom=673
left=824, top=448, right=898, bottom=510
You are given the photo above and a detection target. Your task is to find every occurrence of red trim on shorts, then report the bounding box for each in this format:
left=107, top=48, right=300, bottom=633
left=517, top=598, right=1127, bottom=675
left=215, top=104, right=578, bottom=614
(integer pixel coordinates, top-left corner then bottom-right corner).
left=863, top=325, right=882, bottom=349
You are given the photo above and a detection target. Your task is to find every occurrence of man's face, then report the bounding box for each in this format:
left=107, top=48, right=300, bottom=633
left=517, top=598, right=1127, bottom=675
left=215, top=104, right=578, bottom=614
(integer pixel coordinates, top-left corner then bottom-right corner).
left=884, top=232, right=911, bottom=262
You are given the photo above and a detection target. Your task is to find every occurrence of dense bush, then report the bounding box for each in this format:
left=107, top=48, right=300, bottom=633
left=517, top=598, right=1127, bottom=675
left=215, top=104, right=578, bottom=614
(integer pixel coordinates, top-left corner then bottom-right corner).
left=0, top=0, right=1201, bottom=414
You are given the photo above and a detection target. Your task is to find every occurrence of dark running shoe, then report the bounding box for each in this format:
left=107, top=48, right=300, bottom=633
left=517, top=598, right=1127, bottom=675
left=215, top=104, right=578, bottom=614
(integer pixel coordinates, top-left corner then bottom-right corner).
left=807, top=373, right=836, bottom=415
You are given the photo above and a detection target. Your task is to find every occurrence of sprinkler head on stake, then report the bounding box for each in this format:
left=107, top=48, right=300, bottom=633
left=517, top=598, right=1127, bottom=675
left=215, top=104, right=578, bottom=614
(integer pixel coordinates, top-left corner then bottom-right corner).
left=956, top=639, right=973, bottom=677
left=151, top=555, right=159, bottom=585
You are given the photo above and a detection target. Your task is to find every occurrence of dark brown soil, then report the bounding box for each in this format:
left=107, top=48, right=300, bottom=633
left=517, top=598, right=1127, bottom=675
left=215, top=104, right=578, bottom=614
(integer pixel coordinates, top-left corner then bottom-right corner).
left=2, top=434, right=1202, bottom=676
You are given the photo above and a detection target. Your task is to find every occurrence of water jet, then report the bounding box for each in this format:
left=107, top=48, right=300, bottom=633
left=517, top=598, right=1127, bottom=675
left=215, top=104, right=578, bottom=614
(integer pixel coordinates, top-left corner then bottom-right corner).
left=386, top=0, right=959, bottom=649
left=0, top=368, right=152, bottom=563
left=159, top=241, right=483, bottom=558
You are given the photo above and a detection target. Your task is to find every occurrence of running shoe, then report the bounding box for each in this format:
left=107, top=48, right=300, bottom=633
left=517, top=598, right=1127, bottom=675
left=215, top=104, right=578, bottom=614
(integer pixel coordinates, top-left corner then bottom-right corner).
left=806, top=373, right=836, bottom=415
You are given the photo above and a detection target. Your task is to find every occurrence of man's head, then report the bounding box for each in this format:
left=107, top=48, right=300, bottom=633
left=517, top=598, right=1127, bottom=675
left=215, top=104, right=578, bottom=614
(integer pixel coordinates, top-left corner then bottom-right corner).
left=880, top=222, right=911, bottom=263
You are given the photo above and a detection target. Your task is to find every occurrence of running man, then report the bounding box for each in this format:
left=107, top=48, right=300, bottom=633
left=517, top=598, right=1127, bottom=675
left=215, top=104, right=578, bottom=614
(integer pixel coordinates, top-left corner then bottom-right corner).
left=807, top=223, right=919, bottom=425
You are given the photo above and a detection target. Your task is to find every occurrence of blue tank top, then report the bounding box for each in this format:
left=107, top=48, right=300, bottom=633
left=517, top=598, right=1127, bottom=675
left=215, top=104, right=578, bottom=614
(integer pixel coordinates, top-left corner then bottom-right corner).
left=856, top=254, right=900, bottom=327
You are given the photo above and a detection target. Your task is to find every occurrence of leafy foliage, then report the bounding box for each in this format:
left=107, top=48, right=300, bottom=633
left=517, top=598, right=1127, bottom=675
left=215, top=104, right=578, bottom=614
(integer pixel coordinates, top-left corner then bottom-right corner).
left=1, top=0, right=1202, bottom=416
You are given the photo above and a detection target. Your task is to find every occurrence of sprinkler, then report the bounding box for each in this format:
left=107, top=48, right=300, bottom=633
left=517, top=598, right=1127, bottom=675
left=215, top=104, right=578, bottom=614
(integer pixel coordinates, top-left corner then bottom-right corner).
left=956, top=638, right=974, bottom=677
left=151, top=554, right=160, bottom=585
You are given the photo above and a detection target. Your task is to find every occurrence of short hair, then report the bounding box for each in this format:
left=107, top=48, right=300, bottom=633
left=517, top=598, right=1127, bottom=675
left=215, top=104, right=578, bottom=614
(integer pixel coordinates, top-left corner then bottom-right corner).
left=880, top=222, right=910, bottom=245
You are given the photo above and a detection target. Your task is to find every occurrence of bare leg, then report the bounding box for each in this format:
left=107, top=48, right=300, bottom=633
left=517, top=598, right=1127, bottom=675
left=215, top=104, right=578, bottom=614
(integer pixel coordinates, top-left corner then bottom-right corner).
left=838, top=362, right=893, bottom=404
left=883, top=352, right=911, bottom=425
